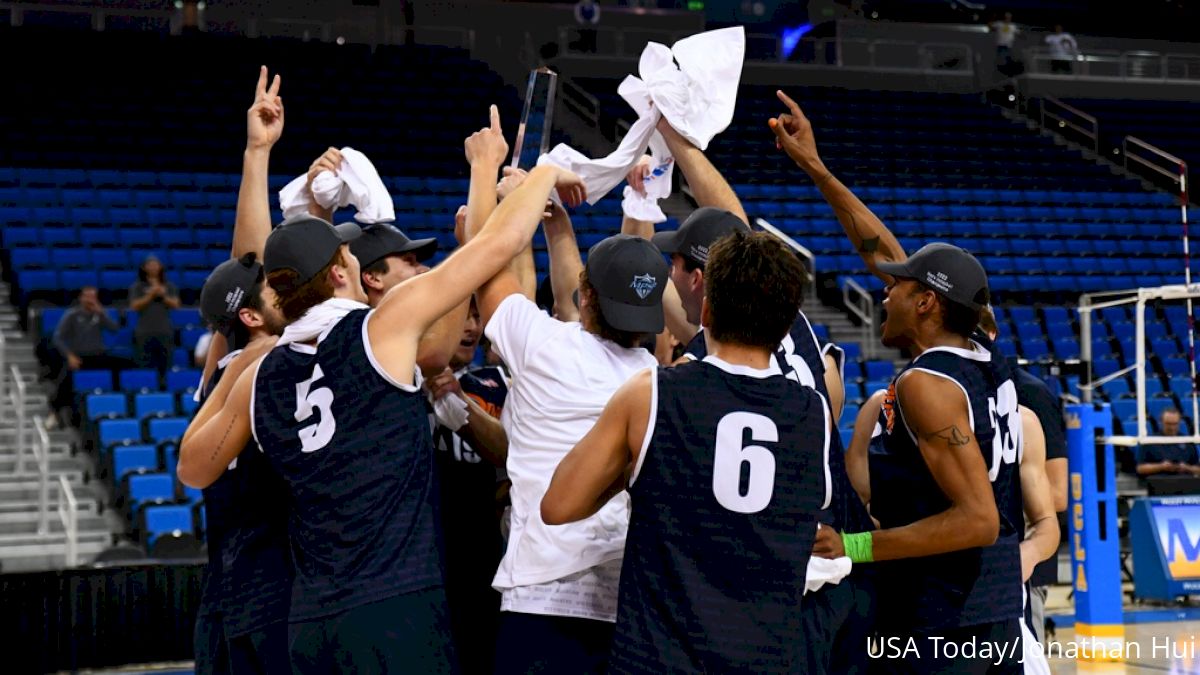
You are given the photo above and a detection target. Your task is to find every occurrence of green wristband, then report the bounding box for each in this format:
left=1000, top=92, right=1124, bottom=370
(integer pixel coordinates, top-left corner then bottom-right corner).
left=841, top=531, right=874, bottom=563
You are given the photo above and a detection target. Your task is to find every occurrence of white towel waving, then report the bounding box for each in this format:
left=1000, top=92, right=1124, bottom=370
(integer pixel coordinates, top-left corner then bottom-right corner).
left=279, top=147, right=396, bottom=224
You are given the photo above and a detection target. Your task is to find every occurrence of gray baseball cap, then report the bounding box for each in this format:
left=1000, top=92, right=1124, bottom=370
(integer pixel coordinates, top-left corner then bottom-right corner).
left=585, top=234, right=669, bottom=333
left=199, top=254, right=261, bottom=333
left=264, top=215, right=362, bottom=284
left=349, top=223, right=438, bottom=270
left=651, top=207, right=750, bottom=267
left=877, top=243, right=990, bottom=311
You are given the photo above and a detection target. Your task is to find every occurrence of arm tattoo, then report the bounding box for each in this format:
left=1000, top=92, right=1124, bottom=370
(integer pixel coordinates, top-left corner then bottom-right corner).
left=841, top=210, right=880, bottom=253
left=210, top=414, right=239, bottom=462
left=926, top=425, right=971, bottom=447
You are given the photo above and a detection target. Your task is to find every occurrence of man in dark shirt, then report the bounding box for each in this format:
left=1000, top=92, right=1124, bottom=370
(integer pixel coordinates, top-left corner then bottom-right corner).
left=1138, top=409, right=1200, bottom=476
left=50, top=286, right=132, bottom=425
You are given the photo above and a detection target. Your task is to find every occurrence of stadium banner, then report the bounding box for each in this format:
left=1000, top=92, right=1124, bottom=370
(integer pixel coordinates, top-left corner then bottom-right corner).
left=1131, top=496, right=1200, bottom=601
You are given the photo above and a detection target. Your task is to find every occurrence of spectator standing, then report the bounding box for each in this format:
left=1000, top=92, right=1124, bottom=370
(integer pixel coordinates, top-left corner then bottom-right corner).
left=51, top=286, right=130, bottom=426
left=575, top=0, right=601, bottom=53
left=128, top=255, right=181, bottom=375
left=1045, top=24, right=1079, bottom=74
left=990, top=12, right=1019, bottom=73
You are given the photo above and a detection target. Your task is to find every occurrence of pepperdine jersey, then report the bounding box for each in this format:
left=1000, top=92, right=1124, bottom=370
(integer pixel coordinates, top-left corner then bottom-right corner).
left=252, top=309, right=442, bottom=621
left=870, top=338, right=1023, bottom=631
left=685, top=312, right=873, bottom=534
left=609, top=356, right=830, bottom=673
left=195, top=349, right=291, bottom=637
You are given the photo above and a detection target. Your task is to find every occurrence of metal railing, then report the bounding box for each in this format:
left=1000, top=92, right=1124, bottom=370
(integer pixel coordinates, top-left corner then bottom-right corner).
left=1039, top=97, right=1099, bottom=154
left=755, top=219, right=817, bottom=300
left=842, top=278, right=877, bottom=359
left=33, top=416, right=50, bottom=535
left=9, top=364, right=26, bottom=473
left=561, top=77, right=602, bottom=135
left=555, top=25, right=685, bottom=59
left=1124, top=136, right=1188, bottom=186
left=1022, top=49, right=1200, bottom=82
left=813, top=38, right=974, bottom=74
left=58, top=475, right=79, bottom=567
left=0, top=331, right=6, bottom=417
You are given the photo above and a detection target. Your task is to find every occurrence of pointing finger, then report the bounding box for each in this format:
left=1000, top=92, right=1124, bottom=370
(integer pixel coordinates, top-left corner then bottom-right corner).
left=490, top=104, right=501, bottom=132
left=776, top=89, right=802, bottom=118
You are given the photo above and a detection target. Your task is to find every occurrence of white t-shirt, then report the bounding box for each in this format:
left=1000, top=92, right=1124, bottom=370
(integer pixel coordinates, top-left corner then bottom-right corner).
left=1045, top=32, right=1078, bottom=59
left=485, top=294, right=657, bottom=621
left=990, top=21, right=1018, bottom=48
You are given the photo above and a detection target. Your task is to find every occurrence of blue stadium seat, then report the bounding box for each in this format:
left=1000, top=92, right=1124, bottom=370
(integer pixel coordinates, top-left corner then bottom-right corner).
left=1022, top=338, right=1051, bottom=361
left=843, top=361, right=864, bottom=381
left=840, top=429, right=855, bottom=450
left=127, top=473, right=175, bottom=512
left=119, top=369, right=160, bottom=393
left=98, top=418, right=142, bottom=450
left=170, top=308, right=202, bottom=328
left=179, top=393, right=200, bottom=417
left=60, top=270, right=99, bottom=292
left=113, top=444, right=159, bottom=480
left=51, top=248, right=91, bottom=269
left=864, top=360, right=895, bottom=381
left=1094, top=358, right=1121, bottom=377
left=2, top=227, right=40, bottom=247
left=134, top=393, right=176, bottom=420
left=840, top=404, right=860, bottom=430
left=86, top=393, right=128, bottom=421
left=143, top=505, right=193, bottom=546
left=179, top=328, right=207, bottom=351
left=1053, top=337, right=1080, bottom=360
left=841, top=343, right=862, bottom=361
left=9, top=248, right=50, bottom=270
left=1103, top=378, right=1130, bottom=400
left=147, top=418, right=189, bottom=445
left=99, top=270, right=134, bottom=292
left=165, top=369, right=202, bottom=394
left=74, top=370, right=113, bottom=393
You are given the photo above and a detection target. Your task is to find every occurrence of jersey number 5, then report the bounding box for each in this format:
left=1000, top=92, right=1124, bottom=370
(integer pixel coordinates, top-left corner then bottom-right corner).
left=712, top=412, right=778, bottom=514
left=986, top=380, right=1022, bottom=481
left=295, top=364, right=336, bottom=453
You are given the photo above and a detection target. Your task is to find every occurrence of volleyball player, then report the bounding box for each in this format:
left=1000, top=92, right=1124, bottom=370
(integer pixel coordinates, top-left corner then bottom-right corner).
left=541, top=231, right=834, bottom=672
left=178, top=154, right=585, bottom=672
left=771, top=90, right=1025, bottom=672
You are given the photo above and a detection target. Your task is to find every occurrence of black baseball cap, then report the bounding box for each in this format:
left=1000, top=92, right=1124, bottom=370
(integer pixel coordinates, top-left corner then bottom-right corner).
left=199, top=254, right=261, bottom=334
left=349, top=223, right=438, bottom=270
left=264, top=215, right=361, bottom=284
left=585, top=234, right=669, bottom=333
left=877, top=243, right=990, bottom=311
left=651, top=207, right=750, bottom=267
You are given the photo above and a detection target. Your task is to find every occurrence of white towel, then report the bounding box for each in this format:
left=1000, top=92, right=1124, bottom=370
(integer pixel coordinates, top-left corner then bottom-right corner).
left=805, top=555, right=853, bottom=594
left=621, top=135, right=674, bottom=224
left=279, top=147, right=396, bottom=224
left=277, top=298, right=369, bottom=347
left=538, top=26, right=744, bottom=209
left=432, top=394, right=470, bottom=432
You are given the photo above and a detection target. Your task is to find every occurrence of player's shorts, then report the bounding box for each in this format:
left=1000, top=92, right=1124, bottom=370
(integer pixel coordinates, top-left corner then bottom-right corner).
left=800, top=577, right=855, bottom=674
left=194, top=612, right=230, bottom=675
left=288, top=588, right=457, bottom=674
left=226, top=620, right=291, bottom=674
left=493, top=611, right=614, bottom=675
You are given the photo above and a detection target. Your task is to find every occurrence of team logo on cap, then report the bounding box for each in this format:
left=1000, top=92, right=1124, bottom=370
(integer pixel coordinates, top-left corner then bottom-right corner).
left=630, top=274, right=658, bottom=300
left=925, top=271, right=953, bottom=294
left=224, top=287, right=245, bottom=313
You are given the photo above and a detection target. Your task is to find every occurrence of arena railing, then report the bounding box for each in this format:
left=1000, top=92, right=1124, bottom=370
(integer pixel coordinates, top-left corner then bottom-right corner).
left=841, top=277, right=878, bottom=360
left=812, top=38, right=974, bottom=74
left=1039, top=97, right=1099, bottom=154
left=32, top=415, right=50, bottom=536
left=1021, top=49, right=1200, bottom=82
left=754, top=218, right=817, bottom=302
left=58, top=474, right=79, bottom=568
left=0, top=331, right=6, bottom=418
left=9, top=364, right=27, bottom=475
left=561, top=78, right=602, bottom=136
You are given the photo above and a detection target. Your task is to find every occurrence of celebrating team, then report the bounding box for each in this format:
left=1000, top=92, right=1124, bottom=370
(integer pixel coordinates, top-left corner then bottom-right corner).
left=178, top=69, right=1060, bottom=674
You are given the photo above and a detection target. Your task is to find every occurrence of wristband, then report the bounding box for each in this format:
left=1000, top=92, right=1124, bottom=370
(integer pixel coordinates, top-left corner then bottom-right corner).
left=841, top=531, right=874, bottom=563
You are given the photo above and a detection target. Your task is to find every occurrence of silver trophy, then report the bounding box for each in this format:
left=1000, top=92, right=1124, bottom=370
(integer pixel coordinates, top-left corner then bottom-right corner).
left=510, top=67, right=558, bottom=171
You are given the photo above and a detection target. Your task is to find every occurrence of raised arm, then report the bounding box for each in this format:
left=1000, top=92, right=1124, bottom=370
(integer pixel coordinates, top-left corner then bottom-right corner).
left=542, top=368, right=653, bottom=524
left=1019, top=405, right=1060, bottom=582
left=769, top=90, right=906, bottom=284
left=369, top=165, right=584, bottom=386
left=867, top=372, right=1000, bottom=561
left=178, top=337, right=276, bottom=488
left=543, top=202, right=583, bottom=322
left=233, top=67, right=284, bottom=260
left=656, top=119, right=747, bottom=224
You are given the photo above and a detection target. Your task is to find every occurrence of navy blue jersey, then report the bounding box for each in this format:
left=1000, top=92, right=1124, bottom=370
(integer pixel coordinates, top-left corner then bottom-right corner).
left=686, top=312, right=873, bottom=534
left=195, top=354, right=291, bottom=636
left=870, top=338, right=1023, bottom=630
left=252, top=309, right=443, bottom=621
left=609, top=358, right=830, bottom=674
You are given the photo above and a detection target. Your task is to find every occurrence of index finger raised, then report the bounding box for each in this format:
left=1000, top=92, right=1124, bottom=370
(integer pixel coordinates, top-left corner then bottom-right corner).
left=489, top=104, right=501, bottom=132
left=776, top=89, right=802, bottom=117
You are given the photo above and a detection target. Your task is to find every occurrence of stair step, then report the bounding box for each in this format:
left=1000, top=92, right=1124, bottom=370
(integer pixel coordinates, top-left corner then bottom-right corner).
left=0, top=498, right=98, bottom=517
left=0, top=530, right=110, bottom=547
left=0, top=456, right=82, bottom=474
left=0, top=514, right=110, bottom=535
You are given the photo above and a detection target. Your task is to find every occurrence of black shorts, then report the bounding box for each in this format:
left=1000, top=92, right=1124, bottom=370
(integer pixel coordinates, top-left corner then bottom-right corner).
left=194, top=612, right=230, bottom=675
left=226, top=621, right=291, bottom=674
left=493, top=611, right=614, bottom=675
left=868, top=618, right=1023, bottom=675
left=832, top=569, right=878, bottom=675
left=800, top=579, right=856, bottom=674
left=288, top=588, right=457, bottom=674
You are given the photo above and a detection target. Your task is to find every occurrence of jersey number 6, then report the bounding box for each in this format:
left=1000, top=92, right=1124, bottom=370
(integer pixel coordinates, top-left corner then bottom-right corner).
left=712, top=412, right=778, bottom=514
